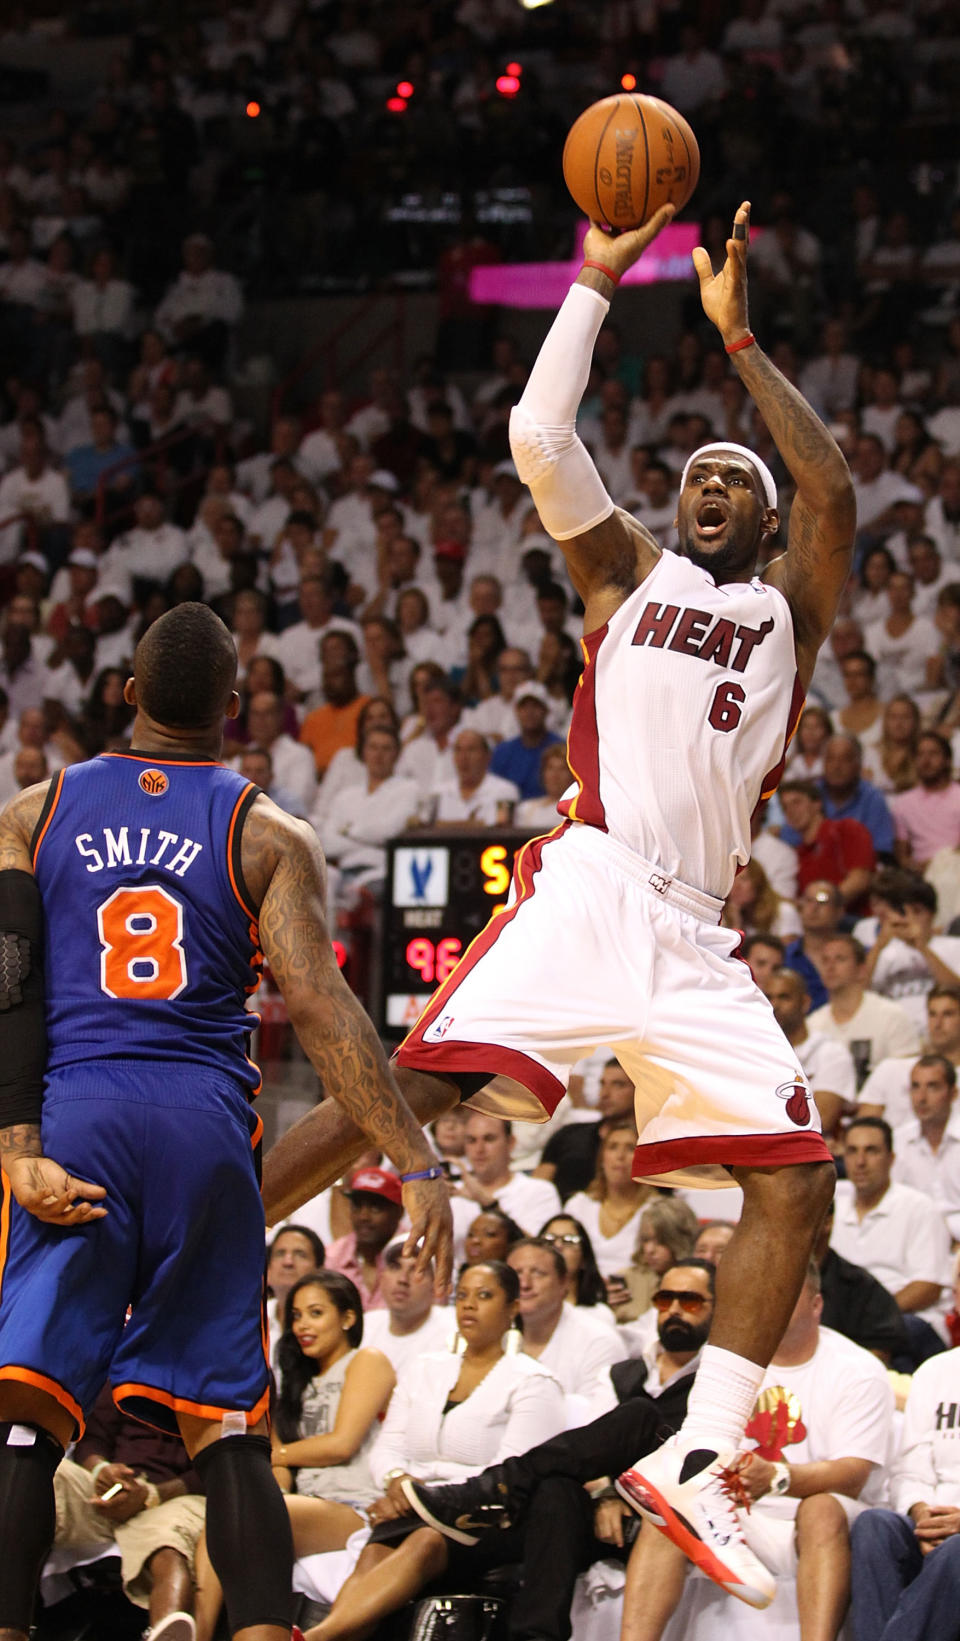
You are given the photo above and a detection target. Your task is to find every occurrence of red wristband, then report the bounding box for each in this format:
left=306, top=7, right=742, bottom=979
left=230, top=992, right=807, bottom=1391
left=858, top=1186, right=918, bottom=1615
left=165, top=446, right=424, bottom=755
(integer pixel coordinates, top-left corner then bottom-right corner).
left=725, top=333, right=756, bottom=354
left=582, top=260, right=620, bottom=285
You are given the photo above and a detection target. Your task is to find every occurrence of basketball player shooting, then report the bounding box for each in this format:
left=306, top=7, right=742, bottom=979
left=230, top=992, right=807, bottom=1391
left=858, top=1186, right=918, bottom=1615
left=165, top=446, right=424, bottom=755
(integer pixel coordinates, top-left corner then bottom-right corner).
left=0, top=602, right=452, bottom=1641
left=263, top=201, right=855, bottom=1606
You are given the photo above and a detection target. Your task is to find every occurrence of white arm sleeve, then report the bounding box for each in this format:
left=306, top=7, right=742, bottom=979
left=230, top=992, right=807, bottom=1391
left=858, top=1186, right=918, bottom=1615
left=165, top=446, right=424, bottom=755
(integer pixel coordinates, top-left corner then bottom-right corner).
left=509, top=282, right=616, bottom=542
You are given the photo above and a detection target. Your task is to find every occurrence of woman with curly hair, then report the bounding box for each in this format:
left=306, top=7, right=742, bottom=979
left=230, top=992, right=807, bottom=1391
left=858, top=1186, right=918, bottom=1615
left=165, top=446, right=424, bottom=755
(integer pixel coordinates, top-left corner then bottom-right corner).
left=722, top=857, right=801, bottom=941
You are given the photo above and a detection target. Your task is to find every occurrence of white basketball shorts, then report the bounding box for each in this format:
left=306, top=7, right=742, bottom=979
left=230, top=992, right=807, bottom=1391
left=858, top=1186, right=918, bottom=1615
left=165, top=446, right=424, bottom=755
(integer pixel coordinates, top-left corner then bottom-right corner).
left=397, top=822, right=831, bottom=1190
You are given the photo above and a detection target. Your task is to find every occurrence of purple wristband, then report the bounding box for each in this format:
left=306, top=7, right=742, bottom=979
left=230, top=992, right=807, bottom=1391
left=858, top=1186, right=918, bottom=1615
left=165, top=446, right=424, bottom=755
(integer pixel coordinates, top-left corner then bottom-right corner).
left=400, top=1166, right=445, bottom=1183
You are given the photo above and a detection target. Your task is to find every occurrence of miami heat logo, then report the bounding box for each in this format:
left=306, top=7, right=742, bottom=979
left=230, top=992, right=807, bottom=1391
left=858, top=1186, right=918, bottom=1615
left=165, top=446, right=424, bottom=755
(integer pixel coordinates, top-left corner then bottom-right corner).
left=138, top=768, right=169, bottom=797
left=746, top=1386, right=807, bottom=1461
left=775, top=1076, right=810, bottom=1127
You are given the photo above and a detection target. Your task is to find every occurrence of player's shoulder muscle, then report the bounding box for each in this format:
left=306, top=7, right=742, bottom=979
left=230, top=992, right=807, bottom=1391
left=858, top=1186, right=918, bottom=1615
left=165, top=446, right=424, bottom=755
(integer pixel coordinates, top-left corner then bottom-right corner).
left=240, top=791, right=326, bottom=912
left=0, top=779, right=55, bottom=873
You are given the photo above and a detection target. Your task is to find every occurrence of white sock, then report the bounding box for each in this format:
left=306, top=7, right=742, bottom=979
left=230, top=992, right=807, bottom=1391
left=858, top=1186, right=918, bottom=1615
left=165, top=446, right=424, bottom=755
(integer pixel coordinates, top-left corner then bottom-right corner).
left=679, top=1344, right=766, bottom=1453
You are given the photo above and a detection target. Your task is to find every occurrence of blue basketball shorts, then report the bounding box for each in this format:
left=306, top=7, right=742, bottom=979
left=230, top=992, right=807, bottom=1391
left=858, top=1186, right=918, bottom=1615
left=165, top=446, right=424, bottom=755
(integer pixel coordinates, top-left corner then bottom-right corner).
left=0, top=1061, right=269, bottom=1437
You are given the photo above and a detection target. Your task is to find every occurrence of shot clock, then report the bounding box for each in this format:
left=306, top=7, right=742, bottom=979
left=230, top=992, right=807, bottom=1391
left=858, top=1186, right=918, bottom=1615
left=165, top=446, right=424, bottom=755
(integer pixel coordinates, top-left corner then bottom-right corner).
left=378, top=828, right=529, bottom=1038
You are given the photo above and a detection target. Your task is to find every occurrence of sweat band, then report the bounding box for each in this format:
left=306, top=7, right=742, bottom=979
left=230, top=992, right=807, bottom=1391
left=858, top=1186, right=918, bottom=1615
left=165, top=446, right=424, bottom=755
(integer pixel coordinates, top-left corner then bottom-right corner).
left=679, top=441, right=778, bottom=511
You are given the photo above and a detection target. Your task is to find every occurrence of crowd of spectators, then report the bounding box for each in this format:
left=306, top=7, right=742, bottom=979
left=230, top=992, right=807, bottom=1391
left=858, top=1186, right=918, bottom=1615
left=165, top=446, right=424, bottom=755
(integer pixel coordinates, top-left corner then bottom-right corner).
left=5, top=0, right=960, bottom=1638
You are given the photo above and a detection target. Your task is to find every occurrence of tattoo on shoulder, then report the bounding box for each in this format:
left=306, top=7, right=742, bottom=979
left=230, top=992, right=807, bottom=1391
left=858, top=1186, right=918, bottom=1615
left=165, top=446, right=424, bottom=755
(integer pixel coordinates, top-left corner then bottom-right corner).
left=0, top=782, right=50, bottom=873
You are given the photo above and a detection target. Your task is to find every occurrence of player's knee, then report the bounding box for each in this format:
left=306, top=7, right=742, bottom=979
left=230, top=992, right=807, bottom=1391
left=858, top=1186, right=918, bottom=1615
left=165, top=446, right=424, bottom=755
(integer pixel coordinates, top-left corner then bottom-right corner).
left=192, top=1434, right=293, bottom=1633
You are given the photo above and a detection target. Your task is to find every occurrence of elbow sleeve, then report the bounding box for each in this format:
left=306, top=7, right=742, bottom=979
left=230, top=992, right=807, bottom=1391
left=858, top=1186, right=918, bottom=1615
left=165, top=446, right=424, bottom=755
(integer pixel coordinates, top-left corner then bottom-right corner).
left=0, top=869, right=47, bottom=1128
left=509, top=403, right=615, bottom=541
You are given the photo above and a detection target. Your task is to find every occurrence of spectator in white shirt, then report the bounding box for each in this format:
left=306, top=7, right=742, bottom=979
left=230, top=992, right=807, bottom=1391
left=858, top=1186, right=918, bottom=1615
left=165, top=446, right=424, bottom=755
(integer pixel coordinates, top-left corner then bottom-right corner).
left=0, top=224, right=47, bottom=312
left=245, top=690, right=317, bottom=812
left=102, top=490, right=188, bottom=598
left=507, top=1238, right=626, bottom=1420
left=858, top=984, right=960, bottom=1130
left=154, top=232, right=242, bottom=370
left=0, top=418, right=70, bottom=564
left=71, top=245, right=134, bottom=362
left=925, top=464, right=960, bottom=562
left=299, top=389, right=348, bottom=485
left=172, top=355, right=233, bottom=437
left=396, top=679, right=463, bottom=791
left=833, top=1117, right=952, bottom=1358
left=275, top=572, right=361, bottom=701
left=432, top=728, right=519, bottom=826
left=798, top=317, right=861, bottom=419
left=659, top=25, right=727, bottom=113
left=808, top=933, right=921, bottom=1078
left=892, top=1054, right=960, bottom=1241
left=864, top=569, right=939, bottom=700
left=450, top=1114, right=562, bottom=1262
left=361, top=1242, right=451, bottom=1376
left=237, top=744, right=306, bottom=820
left=318, top=724, right=419, bottom=891
left=852, top=433, right=924, bottom=541
left=863, top=876, right=960, bottom=1035
left=861, top=366, right=904, bottom=452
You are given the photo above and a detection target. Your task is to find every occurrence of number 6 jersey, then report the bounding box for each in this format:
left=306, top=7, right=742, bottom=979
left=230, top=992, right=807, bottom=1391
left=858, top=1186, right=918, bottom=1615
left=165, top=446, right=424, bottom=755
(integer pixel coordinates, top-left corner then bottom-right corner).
left=559, top=551, right=804, bottom=900
left=32, top=752, right=263, bottom=1096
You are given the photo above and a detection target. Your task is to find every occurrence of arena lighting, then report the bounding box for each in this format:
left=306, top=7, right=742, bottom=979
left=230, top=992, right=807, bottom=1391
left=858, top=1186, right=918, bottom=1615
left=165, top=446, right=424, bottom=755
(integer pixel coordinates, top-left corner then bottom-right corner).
left=386, top=95, right=408, bottom=112
left=496, top=73, right=521, bottom=95
left=506, top=61, right=522, bottom=75
left=621, top=73, right=637, bottom=90
left=519, top=0, right=555, bottom=9
left=397, top=80, right=414, bottom=97
left=245, top=100, right=261, bottom=117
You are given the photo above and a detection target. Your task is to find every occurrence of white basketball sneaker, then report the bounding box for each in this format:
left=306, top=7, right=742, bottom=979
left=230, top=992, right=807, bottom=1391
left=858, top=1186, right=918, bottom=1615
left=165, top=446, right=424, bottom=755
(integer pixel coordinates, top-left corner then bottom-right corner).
left=616, top=1439, right=776, bottom=1610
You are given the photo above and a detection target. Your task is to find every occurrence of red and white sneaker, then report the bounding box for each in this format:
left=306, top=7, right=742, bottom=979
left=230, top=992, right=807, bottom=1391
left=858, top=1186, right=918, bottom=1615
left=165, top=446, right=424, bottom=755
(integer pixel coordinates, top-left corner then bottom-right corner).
left=616, top=1440, right=776, bottom=1610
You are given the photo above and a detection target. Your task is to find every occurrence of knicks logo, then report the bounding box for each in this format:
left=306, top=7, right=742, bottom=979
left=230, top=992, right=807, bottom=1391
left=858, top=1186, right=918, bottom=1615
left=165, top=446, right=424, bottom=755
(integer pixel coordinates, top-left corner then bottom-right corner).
left=775, top=1078, right=810, bottom=1127
left=138, top=768, right=169, bottom=797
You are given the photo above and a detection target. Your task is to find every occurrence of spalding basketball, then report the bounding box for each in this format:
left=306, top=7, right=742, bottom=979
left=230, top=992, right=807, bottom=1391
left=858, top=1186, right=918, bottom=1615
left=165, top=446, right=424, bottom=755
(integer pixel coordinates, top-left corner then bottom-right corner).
left=562, top=93, right=699, bottom=230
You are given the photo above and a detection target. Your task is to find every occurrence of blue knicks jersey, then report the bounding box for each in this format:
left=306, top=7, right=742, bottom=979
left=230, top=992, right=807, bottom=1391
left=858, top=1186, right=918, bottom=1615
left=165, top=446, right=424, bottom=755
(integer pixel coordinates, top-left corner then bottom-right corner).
left=32, top=752, right=263, bottom=1096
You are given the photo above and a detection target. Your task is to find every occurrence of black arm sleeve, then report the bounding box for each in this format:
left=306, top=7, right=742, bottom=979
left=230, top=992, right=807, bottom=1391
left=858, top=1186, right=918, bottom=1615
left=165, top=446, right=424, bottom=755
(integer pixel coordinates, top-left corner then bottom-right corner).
left=0, top=868, right=47, bottom=1129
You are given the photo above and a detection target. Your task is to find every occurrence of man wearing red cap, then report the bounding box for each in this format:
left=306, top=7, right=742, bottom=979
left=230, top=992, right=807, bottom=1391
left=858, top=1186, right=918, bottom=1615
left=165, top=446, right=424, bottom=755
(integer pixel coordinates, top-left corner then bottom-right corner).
left=325, top=1167, right=404, bottom=1309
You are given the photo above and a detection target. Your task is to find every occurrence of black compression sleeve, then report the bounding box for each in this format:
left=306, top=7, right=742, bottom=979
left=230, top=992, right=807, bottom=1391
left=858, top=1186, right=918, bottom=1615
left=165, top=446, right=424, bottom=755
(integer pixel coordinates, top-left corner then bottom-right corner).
left=0, top=869, right=47, bottom=1129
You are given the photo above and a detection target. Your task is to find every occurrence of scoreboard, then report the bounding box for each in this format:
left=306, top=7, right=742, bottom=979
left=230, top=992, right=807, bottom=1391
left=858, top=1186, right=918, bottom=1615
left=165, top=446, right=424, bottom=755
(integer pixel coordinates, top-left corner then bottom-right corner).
left=377, top=828, right=533, bottom=1039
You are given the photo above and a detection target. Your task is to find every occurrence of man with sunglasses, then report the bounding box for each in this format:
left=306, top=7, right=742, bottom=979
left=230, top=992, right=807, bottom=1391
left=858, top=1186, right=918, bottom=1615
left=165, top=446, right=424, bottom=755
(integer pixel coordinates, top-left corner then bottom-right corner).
left=393, top=1262, right=716, bottom=1641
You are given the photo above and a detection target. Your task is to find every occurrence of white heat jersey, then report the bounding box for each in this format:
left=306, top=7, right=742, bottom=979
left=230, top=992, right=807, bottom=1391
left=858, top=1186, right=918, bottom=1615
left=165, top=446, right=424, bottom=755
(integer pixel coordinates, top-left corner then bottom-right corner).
left=559, top=551, right=802, bottom=900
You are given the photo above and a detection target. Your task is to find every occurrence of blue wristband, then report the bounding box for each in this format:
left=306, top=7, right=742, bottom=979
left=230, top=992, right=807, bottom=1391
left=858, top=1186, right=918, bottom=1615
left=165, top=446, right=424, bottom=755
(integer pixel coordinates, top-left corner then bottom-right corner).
left=400, top=1166, right=445, bottom=1183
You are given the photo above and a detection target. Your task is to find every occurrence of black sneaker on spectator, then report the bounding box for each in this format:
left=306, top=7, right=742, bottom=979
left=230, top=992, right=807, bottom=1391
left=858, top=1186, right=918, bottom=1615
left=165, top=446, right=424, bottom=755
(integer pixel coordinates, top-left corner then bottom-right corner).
left=400, top=1477, right=513, bottom=1546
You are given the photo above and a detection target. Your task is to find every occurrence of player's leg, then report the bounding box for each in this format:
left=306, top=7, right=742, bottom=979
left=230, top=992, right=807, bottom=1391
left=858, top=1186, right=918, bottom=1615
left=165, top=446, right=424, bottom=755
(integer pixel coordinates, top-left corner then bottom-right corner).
left=0, top=1383, right=70, bottom=1641
left=180, top=1413, right=293, bottom=1641
left=262, top=1066, right=461, bottom=1225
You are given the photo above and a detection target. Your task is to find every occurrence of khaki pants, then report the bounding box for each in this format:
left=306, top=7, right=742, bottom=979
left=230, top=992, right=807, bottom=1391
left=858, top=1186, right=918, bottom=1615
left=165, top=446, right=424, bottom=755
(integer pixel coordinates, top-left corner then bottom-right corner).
left=55, top=1459, right=206, bottom=1609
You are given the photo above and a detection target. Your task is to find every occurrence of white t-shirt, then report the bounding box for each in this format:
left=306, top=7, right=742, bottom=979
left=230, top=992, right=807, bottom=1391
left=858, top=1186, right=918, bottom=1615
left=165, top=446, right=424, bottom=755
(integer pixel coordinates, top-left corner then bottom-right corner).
left=525, top=1304, right=626, bottom=1421
left=892, top=1347, right=960, bottom=1513
left=563, top=1192, right=643, bottom=1280
left=743, top=1325, right=893, bottom=1519
left=432, top=771, right=519, bottom=825
left=797, top=1030, right=857, bottom=1104
left=869, top=936, right=960, bottom=1033
left=856, top=1056, right=915, bottom=1129
left=361, top=1307, right=453, bottom=1377
left=864, top=615, right=939, bottom=700
left=808, top=991, right=921, bottom=1076
left=831, top=1179, right=953, bottom=1340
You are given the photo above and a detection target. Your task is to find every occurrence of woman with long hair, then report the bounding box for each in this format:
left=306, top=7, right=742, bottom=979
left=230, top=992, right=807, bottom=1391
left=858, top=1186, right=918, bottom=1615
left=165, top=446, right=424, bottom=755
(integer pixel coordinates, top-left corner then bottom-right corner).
left=539, top=1213, right=610, bottom=1312
left=851, top=544, right=896, bottom=630
left=310, top=696, right=401, bottom=829
left=452, top=614, right=506, bottom=707
left=298, top=1260, right=565, bottom=1641
left=564, top=1121, right=655, bottom=1280
left=195, top=1271, right=394, bottom=1641
left=784, top=704, right=833, bottom=780
left=81, top=666, right=135, bottom=753
left=863, top=694, right=920, bottom=794
left=722, top=857, right=801, bottom=941
left=606, top=1196, right=701, bottom=1324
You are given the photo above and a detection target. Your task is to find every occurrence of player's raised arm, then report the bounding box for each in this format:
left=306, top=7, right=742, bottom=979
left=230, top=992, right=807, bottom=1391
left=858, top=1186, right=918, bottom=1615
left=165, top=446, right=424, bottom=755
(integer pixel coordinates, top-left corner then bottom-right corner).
left=0, top=782, right=108, bottom=1226
left=692, top=201, right=856, bottom=675
left=244, top=797, right=453, bottom=1290
left=508, top=206, right=675, bottom=627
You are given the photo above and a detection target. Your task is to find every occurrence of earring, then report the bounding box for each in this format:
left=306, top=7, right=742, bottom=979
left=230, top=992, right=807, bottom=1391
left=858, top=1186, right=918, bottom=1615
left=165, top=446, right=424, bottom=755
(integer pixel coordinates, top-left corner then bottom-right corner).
left=505, top=1322, right=522, bottom=1355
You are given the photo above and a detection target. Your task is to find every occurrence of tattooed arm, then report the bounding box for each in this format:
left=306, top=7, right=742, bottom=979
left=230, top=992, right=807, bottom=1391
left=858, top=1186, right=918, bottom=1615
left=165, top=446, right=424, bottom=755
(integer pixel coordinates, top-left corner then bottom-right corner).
left=0, top=783, right=107, bottom=1223
left=243, top=796, right=453, bottom=1287
left=693, top=201, right=856, bottom=685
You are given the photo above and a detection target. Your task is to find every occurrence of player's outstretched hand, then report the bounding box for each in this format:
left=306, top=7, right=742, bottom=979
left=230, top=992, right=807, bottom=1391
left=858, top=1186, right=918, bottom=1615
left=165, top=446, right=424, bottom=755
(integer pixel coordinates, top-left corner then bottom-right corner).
left=401, top=1174, right=454, bottom=1299
left=582, top=202, right=676, bottom=282
left=692, top=200, right=752, bottom=348
left=7, top=1153, right=107, bottom=1225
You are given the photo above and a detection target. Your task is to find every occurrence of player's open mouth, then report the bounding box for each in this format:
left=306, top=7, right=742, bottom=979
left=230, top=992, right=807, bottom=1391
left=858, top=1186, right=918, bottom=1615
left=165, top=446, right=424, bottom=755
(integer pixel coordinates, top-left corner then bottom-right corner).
left=695, top=502, right=728, bottom=538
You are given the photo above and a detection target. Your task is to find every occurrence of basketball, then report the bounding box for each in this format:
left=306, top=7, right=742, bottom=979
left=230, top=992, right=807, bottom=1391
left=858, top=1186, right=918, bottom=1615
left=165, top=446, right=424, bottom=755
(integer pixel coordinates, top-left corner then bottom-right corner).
left=562, top=93, right=700, bottom=231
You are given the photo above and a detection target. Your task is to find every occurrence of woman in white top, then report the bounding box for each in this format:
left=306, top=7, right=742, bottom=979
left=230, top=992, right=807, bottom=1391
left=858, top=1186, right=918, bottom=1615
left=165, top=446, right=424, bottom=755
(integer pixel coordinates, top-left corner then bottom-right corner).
left=721, top=857, right=802, bottom=943
left=784, top=703, right=833, bottom=781
left=865, top=569, right=940, bottom=700
left=565, top=1120, right=658, bottom=1282
left=300, top=1261, right=565, bottom=1641
left=539, top=1213, right=618, bottom=1328
left=514, top=743, right=573, bottom=832
left=195, top=1272, right=395, bottom=1641
left=308, top=697, right=399, bottom=830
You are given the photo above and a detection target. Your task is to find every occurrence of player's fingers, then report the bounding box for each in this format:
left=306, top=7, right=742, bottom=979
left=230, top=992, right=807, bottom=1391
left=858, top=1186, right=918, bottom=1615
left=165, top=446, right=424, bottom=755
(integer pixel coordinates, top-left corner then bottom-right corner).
left=731, top=200, right=751, bottom=248
left=691, top=247, right=714, bottom=286
left=67, top=1175, right=108, bottom=1200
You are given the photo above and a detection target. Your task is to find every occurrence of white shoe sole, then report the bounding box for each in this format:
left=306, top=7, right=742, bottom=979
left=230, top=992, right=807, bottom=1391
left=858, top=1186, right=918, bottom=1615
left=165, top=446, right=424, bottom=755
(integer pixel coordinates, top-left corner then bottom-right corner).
left=146, top=1613, right=197, bottom=1641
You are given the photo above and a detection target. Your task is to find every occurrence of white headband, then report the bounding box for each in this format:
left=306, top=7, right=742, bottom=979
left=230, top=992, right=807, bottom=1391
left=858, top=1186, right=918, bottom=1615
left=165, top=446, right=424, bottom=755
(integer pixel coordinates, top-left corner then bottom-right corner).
left=680, top=442, right=778, bottom=511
